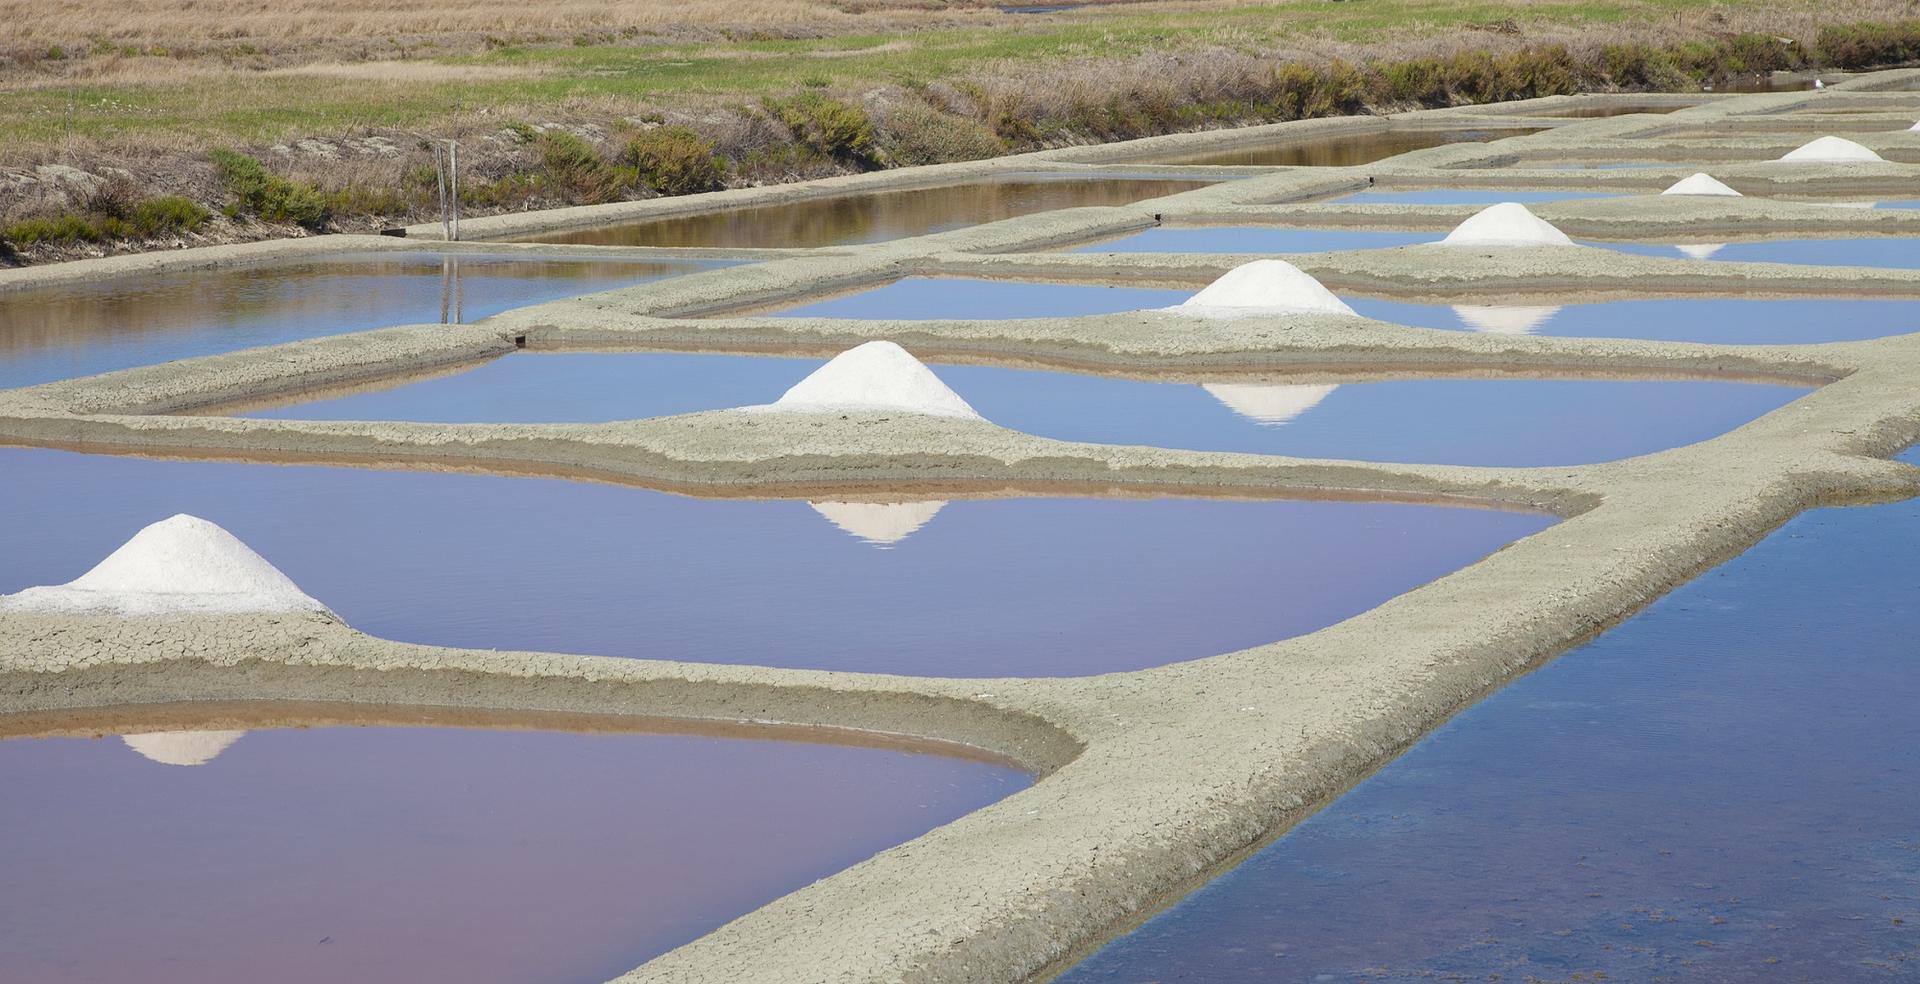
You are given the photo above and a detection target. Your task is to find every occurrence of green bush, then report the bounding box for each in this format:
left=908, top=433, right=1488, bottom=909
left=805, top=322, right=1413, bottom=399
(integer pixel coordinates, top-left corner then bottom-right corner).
left=5, top=214, right=101, bottom=246
left=768, top=93, right=879, bottom=166
left=619, top=126, right=725, bottom=195
left=210, top=149, right=331, bottom=229
left=1815, top=21, right=1920, bottom=69
left=129, top=195, right=210, bottom=237
left=534, top=130, right=628, bottom=202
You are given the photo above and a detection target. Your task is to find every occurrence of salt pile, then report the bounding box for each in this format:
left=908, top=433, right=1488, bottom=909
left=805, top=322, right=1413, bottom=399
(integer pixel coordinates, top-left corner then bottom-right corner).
left=1674, top=243, right=1727, bottom=260
left=1910, top=120, right=1920, bottom=132
left=0, top=514, right=326, bottom=615
left=1201, top=383, right=1337, bottom=425
left=1439, top=203, right=1575, bottom=247
left=121, top=730, right=248, bottom=767
left=1450, top=304, right=1563, bottom=335
left=809, top=500, right=948, bottom=545
left=752, top=341, right=982, bottom=420
left=1662, top=173, right=1741, bottom=197
left=1777, top=136, right=1884, bottom=163
left=1165, top=260, right=1357, bottom=318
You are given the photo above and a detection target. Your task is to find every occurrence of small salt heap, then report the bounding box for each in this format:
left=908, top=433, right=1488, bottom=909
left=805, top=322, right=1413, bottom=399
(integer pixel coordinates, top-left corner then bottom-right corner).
left=809, top=501, right=948, bottom=546
left=0, top=514, right=326, bottom=615
left=1910, top=120, right=1920, bottom=132
left=1165, top=260, right=1357, bottom=319
left=1450, top=304, right=1563, bottom=335
left=1662, top=173, right=1741, bottom=197
left=1201, top=383, right=1337, bottom=425
left=754, top=341, right=982, bottom=420
left=1439, top=202, right=1574, bottom=247
left=1777, top=136, right=1884, bottom=163
left=122, top=730, right=248, bottom=766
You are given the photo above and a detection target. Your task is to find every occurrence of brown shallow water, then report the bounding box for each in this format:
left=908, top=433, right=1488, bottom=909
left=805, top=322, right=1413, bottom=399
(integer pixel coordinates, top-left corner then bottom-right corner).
left=0, top=703, right=1029, bottom=984
left=516, top=175, right=1216, bottom=248
left=1144, top=128, right=1543, bottom=167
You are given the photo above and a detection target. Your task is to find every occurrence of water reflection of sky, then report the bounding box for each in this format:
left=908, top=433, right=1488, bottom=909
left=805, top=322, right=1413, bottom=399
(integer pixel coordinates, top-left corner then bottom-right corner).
left=775, top=275, right=1920, bottom=344
left=1061, top=474, right=1920, bottom=984
left=0, top=447, right=1550, bottom=676
left=0, top=719, right=1025, bottom=984
left=518, top=176, right=1216, bottom=249
left=248, top=351, right=1807, bottom=467
left=0, top=252, right=714, bottom=388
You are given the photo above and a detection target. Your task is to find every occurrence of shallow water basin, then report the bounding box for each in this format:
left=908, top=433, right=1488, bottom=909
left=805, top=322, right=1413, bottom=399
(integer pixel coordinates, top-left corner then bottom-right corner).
left=1601, top=235, right=1920, bottom=268
left=512, top=175, right=1215, bottom=249
left=0, top=252, right=713, bottom=389
left=1081, top=224, right=1920, bottom=269
left=1329, top=188, right=1624, bottom=205
left=1140, top=129, right=1541, bottom=167
left=0, top=447, right=1551, bottom=676
left=245, top=351, right=1807, bottom=467
left=1543, top=102, right=1691, bottom=118
left=1351, top=295, right=1920, bottom=343
left=778, top=274, right=1920, bottom=344
left=776, top=276, right=1192, bottom=318
left=1074, top=225, right=1433, bottom=253
left=1059, top=467, right=1920, bottom=983
left=0, top=704, right=1026, bottom=984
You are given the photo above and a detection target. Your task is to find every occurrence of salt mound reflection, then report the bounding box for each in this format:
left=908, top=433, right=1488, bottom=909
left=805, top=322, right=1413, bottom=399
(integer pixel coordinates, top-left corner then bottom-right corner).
left=1201, top=383, right=1338, bottom=425
left=808, top=500, right=948, bottom=545
left=1450, top=304, right=1563, bottom=335
left=121, top=730, right=248, bottom=767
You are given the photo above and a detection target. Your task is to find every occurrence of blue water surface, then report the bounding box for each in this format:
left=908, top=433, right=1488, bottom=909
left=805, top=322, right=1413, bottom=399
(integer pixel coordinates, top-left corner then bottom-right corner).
left=1331, top=189, right=1624, bottom=205
left=774, top=275, right=1920, bottom=344
left=1349, top=296, right=1920, bottom=344
left=248, top=352, right=1807, bottom=467
left=1060, top=452, right=1920, bottom=983
left=0, top=447, right=1552, bottom=677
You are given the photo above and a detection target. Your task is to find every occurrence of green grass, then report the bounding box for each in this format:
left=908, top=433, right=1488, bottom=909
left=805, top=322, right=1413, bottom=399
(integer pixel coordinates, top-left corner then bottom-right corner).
left=0, top=0, right=1843, bottom=146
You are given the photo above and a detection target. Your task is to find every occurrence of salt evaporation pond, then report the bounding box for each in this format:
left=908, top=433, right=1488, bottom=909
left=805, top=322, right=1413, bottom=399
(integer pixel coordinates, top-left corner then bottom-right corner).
left=1080, top=225, right=1920, bottom=269
left=0, top=710, right=1025, bottom=984
left=1349, top=296, right=1920, bottom=343
left=1141, top=129, right=1540, bottom=167
left=0, top=252, right=714, bottom=389
left=777, top=277, right=1193, bottom=319
left=0, top=447, right=1550, bottom=676
left=513, top=175, right=1215, bottom=249
left=1544, top=102, right=1690, bottom=117
left=1077, top=226, right=1433, bottom=253
left=774, top=276, right=1920, bottom=344
left=1602, top=236, right=1920, bottom=268
left=1329, top=189, right=1624, bottom=204
left=1059, top=457, right=1920, bottom=983
left=245, top=352, right=1806, bottom=467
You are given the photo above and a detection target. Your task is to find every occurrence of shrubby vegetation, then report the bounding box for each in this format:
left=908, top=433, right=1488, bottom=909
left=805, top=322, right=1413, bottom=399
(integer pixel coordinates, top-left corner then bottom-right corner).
left=210, top=149, right=331, bottom=229
left=7, top=17, right=1920, bottom=258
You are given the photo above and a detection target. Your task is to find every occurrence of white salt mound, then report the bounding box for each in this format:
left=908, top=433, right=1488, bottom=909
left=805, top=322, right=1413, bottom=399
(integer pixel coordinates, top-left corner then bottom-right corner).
left=1450, top=304, right=1562, bottom=335
left=0, top=514, right=325, bottom=615
left=1439, top=203, right=1574, bottom=247
left=756, top=341, right=981, bottom=420
left=1201, top=383, right=1337, bottom=425
left=1777, top=136, right=1884, bottom=163
left=1167, top=260, right=1357, bottom=318
left=121, top=730, right=248, bottom=767
left=1662, top=173, right=1741, bottom=197
left=1910, top=120, right=1920, bottom=132
left=809, top=500, right=947, bottom=545
left=1674, top=243, right=1727, bottom=260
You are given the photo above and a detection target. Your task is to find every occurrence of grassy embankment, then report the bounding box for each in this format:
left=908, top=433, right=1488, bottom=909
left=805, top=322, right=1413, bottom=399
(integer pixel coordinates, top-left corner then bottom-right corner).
left=3, top=0, right=1919, bottom=260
